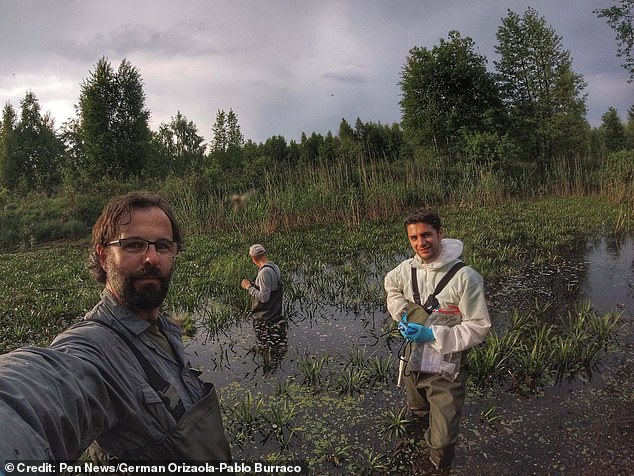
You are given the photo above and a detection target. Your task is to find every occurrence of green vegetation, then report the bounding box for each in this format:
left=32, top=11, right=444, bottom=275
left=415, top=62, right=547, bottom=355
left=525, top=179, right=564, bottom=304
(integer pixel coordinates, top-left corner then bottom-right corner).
left=1, top=195, right=629, bottom=352
left=469, top=302, right=623, bottom=394
left=0, top=194, right=630, bottom=474
left=0, top=243, right=96, bottom=350
left=596, top=0, right=634, bottom=81
left=0, top=5, right=632, bottom=473
left=1, top=8, right=632, bottom=236
left=1, top=144, right=632, bottom=252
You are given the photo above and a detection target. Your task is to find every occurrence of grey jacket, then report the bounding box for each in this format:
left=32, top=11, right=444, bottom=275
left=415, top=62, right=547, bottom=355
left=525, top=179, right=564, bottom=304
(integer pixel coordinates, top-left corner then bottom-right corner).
left=0, top=290, right=209, bottom=462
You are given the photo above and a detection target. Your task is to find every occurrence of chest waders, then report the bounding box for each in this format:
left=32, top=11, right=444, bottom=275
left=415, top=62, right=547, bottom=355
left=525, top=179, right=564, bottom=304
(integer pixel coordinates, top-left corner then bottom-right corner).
left=89, top=320, right=231, bottom=461
left=402, top=262, right=466, bottom=382
left=251, top=264, right=284, bottom=323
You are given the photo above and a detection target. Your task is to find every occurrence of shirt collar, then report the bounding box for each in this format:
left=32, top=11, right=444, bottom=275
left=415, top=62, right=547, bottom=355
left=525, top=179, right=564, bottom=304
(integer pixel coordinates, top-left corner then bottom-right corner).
left=100, top=289, right=152, bottom=336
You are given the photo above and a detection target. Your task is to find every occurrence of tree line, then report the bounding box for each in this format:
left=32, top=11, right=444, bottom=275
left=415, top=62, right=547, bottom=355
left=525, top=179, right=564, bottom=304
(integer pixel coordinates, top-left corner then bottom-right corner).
left=0, top=7, right=632, bottom=199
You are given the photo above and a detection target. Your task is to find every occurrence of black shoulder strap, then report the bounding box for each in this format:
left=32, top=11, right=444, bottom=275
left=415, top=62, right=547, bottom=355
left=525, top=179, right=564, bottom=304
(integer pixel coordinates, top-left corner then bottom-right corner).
left=87, top=319, right=170, bottom=394
left=86, top=319, right=187, bottom=421
left=260, top=263, right=281, bottom=281
left=433, top=261, right=466, bottom=296
left=411, top=261, right=467, bottom=304
left=411, top=267, right=422, bottom=305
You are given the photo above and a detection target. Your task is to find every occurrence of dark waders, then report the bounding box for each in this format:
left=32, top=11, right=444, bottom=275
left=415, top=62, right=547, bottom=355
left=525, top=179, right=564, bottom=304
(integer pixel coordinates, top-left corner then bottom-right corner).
left=87, top=320, right=231, bottom=462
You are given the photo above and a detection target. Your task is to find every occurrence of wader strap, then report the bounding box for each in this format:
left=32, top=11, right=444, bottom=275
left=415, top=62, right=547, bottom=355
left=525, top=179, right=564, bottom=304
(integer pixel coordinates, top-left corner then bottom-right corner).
left=251, top=264, right=284, bottom=321
left=252, top=263, right=282, bottom=289
left=87, top=319, right=186, bottom=420
left=433, top=261, right=466, bottom=295
left=411, top=267, right=422, bottom=305
left=411, top=261, right=467, bottom=304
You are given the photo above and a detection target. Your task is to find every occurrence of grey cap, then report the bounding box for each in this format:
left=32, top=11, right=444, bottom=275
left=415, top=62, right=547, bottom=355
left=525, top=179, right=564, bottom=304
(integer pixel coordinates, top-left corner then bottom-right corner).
left=249, top=244, right=266, bottom=257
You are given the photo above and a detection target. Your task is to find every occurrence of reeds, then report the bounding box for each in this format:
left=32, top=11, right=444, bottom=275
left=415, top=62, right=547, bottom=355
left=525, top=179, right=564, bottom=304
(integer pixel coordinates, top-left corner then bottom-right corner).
left=160, top=147, right=632, bottom=241
left=599, top=149, right=634, bottom=203
left=298, top=354, right=328, bottom=386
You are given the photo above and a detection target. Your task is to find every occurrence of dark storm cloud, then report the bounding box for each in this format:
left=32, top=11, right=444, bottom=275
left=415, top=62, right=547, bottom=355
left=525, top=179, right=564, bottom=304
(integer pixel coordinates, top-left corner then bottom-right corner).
left=56, top=22, right=233, bottom=62
left=322, top=69, right=369, bottom=85
left=0, top=0, right=631, bottom=143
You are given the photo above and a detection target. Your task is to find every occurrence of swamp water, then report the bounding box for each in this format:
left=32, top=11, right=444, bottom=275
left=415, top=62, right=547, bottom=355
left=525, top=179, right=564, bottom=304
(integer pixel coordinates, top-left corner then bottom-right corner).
left=185, top=235, right=633, bottom=473
left=188, top=235, right=633, bottom=388
left=451, top=235, right=634, bottom=476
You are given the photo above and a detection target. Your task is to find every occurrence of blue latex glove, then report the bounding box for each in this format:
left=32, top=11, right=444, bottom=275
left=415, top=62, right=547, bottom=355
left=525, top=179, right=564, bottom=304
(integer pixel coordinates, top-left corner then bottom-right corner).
left=398, top=312, right=435, bottom=343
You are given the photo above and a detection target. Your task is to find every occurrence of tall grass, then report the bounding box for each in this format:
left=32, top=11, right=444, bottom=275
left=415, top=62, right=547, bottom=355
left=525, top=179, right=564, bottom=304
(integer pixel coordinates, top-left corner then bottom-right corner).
left=544, top=154, right=598, bottom=196
left=164, top=151, right=633, bottom=242
left=600, top=149, right=634, bottom=203
left=0, top=148, right=630, bottom=251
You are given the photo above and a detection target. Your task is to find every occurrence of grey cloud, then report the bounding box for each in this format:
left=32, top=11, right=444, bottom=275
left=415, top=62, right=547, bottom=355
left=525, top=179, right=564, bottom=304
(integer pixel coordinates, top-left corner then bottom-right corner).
left=57, top=22, right=233, bottom=62
left=1, top=0, right=630, bottom=143
left=322, top=70, right=369, bottom=85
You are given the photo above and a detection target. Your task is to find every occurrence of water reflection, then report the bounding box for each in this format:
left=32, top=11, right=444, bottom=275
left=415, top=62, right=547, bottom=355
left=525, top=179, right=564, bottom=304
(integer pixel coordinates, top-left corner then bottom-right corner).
left=485, top=235, right=634, bottom=329
left=583, top=235, right=633, bottom=315
left=252, top=318, right=288, bottom=374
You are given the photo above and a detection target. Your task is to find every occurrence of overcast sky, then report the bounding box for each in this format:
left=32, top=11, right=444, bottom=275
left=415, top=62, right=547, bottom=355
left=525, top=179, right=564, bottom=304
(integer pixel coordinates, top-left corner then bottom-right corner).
left=1, top=0, right=632, bottom=144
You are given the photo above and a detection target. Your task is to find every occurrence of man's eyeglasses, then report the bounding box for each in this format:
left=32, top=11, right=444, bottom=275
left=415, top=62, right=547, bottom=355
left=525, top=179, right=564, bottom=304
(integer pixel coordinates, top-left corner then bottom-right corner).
left=107, top=238, right=179, bottom=256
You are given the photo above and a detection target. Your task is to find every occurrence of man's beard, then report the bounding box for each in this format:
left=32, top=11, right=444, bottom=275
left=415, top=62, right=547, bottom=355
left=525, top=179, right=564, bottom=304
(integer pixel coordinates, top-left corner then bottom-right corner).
left=108, top=262, right=173, bottom=310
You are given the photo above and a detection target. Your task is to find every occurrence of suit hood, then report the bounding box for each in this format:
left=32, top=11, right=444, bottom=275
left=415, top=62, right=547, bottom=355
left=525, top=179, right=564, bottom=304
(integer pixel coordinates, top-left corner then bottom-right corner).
left=412, top=238, right=463, bottom=270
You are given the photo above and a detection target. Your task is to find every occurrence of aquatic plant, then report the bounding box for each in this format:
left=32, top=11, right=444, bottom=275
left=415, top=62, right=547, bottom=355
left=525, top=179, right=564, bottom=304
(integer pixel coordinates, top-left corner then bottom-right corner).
left=380, top=406, right=412, bottom=440
left=298, top=354, right=329, bottom=386
left=614, top=206, right=630, bottom=233
left=349, top=448, right=389, bottom=474
left=313, top=435, right=352, bottom=468
left=273, top=378, right=292, bottom=399
left=469, top=300, right=624, bottom=394
left=345, top=346, right=369, bottom=370
left=335, top=367, right=368, bottom=396
left=228, top=390, right=265, bottom=434
left=552, top=301, right=623, bottom=379
left=368, top=353, right=395, bottom=384
left=468, top=331, right=518, bottom=387
left=266, top=398, right=296, bottom=428
left=480, top=402, right=501, bottom=426
left=513, top=325, right=556, bottom=384
left=264, top=398, right=298, bottom=451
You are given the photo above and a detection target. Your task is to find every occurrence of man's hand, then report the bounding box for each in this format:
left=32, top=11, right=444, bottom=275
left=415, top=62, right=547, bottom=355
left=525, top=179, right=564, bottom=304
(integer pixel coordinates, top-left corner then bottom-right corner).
left=241, top=279, right=251, bottom=290
left=398, top=313, right=434, bottom=343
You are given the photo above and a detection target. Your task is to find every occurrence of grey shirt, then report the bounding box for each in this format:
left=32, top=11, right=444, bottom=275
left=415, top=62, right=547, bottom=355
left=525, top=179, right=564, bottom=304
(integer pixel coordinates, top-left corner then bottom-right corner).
left=247, top=261, right=282, bottom=304
left=248, top=262, right=283, bottom=321
left=0, top=289, right=207, bottom=462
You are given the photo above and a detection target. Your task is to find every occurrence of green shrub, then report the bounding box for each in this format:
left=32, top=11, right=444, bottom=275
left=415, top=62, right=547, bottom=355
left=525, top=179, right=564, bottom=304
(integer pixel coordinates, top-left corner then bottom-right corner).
left=61, top=219, right=89, bottom=239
